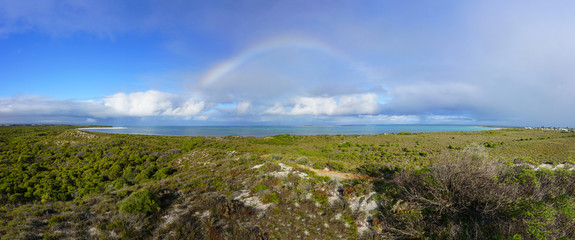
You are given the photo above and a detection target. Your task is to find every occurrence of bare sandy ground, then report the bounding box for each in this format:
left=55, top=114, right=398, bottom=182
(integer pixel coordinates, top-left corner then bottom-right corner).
left=258, top=154, right=375, bottom=180
left=295, top=164, right=376, bottom=180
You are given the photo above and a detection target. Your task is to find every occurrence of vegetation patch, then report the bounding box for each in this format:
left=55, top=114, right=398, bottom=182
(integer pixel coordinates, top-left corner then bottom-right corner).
left=1, top=125, right=575, bottom=239
left=118, top=188, right=160, bottom=215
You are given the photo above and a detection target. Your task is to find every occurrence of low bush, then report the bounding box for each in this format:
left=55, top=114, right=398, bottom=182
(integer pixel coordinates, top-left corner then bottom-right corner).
left=379, top=143, right=575, bottom=239
left=384, top=144, right=512, bottom=239
left=118, top=188, right=160, bottom=215
left=251, top=184, right=269, bottom=193
left=262, top=192, right=280, bottom=204
left=355, top=163, right=397, bottom=179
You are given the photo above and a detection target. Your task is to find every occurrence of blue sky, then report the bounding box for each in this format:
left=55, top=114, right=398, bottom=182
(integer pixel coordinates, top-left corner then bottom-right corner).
left=1, top=0, right=574, bottom=126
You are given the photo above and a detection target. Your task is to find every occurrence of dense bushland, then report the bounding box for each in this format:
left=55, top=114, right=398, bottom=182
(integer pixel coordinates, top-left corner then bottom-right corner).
left=0, top=126, right=182, bottom=204
left=1, top=125, right=574, bottom=239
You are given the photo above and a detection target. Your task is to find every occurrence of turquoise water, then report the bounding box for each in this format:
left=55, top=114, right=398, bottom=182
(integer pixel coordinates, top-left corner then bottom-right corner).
left=80, top=125, right=494, bottom=137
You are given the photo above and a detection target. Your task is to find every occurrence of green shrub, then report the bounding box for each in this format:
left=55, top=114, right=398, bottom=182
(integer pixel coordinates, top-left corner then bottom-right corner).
left=251, top=184, right=269, bottom=193
left=8, top=193, right=23, bottom=203
left=48, top=214, right=70, bottom=226
left=312, top=162, right=325, bottom=170
left=262, top=192, right=280, bottom=204
left=397, top=132, right=416, bottom=135
left=116, top=189, right=131, bottom=198
left=483, top=142, right=496, bottom=148
left=134, top=164, right=158, bottom=183
left=153, top=167, right=175, bottom=179
left=43, top=233, right=62, bottom=240
left=356, top=163, right=397, bottom=179
left=326, top=161, right=345, bottom=171
left=118, top=188, right=160, bottom=215
left=313, top=190, right=328, bottom=207
left=295, top=156, right=308, bottom=164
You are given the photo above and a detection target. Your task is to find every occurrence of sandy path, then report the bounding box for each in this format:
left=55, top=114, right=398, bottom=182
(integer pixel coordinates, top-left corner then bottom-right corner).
left=295, top=164, right=376, bottom=180
left=258, top=154, right=376, bottom=180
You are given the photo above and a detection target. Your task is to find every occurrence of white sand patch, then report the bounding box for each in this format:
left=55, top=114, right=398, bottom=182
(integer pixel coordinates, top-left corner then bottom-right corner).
left=515, top=162, right=575, bottom=171
left=201, top=210, right=210, bottom=218
left=333, top=213, right=341, bottom=220
left=297, top=172, right=309, bottom=178
left=234, top=189, right=273, bottom=212
left=328, top=194, right=341, bottom=205
left=358, top=224, right=370, bottom=235
left=279, top=162, right=292, bottom=171
left=269, top=162, right=309, bottom=179
left=328, top=187, right=343, bottom=205
left=349, top=192, right=378, bottom=212
left=88, top=227, right=100, bottom=237
left=348, top=192, right=379, bottom=235
left=535, top=163, right=554, bottom=170
left=234, top=190, right=250, bottom=200
left=160, top=206, right=186, bottom=228
left=270, top=163, right=292, bottom=178
left=252, top=163, right=265, bottom=169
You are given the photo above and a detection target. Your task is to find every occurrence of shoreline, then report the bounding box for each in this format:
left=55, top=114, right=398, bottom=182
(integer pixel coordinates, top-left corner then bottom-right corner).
left=78, top=127, right=127, bottom=130
left=79, top=125, right=495, bottom=137
left=482, top=126, right=503, bottom=130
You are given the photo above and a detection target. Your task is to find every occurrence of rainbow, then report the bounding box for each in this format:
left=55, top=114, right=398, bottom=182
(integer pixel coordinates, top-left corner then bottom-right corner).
left=198, top=37, right=373, bottom=87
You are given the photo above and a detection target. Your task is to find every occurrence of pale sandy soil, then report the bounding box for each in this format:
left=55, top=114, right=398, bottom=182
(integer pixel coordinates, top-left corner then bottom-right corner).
left=295, top=164, right=375, bottom=180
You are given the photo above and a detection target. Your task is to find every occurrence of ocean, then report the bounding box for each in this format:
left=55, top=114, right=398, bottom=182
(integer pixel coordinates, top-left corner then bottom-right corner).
left=79, top=125, right=495, bottom=137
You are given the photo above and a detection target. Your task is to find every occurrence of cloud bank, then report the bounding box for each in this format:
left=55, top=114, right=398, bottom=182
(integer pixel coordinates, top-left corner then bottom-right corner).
left=0, top=91, right=206, bottom=124
left=104, top=91, right=204, bottom=117
left=265, top=93, right=380, bottom=116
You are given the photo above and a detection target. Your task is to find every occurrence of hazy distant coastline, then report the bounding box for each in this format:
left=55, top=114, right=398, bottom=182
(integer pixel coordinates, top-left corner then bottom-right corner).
left=79, top=125, right=494, bottom=137
left=78, top=127, right=127, bottom=130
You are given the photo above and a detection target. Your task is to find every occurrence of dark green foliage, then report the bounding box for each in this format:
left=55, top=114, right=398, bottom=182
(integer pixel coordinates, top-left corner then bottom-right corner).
left=153, top=167, right=175, bottom=179
left=252, top=134, right=297, bottom=145
left=397, top=132, right=417, bottom=135
left=0, top=126, right=178, bottom=204
left=262, top=192, right=280, bottom=204
left=355, top=163, right=397, bottom=179
left=483, top=141, right=504, bottom=148
left=251, top=184, right=269, bottom=193
left=118, top=188, right=160, bottom=215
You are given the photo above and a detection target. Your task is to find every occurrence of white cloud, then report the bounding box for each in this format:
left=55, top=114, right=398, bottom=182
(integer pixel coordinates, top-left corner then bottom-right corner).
left=354, top=114, right=421, bottom=124
left=236, top=101, right=250, bottom=115
left=265, top=93, right=381, bottom=116
left=103, top=90, right=204, bottom=117
left=263, top=103, right=286, bottom=115
left=86, top=118, right=97, bottom=123
left=0, top=95, right=108, bottom=116
left=0, top=90, right=206, bottom=124
left=290, top=97, right=337, bottom=115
